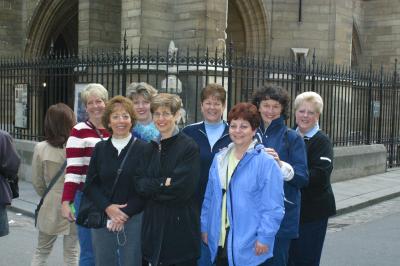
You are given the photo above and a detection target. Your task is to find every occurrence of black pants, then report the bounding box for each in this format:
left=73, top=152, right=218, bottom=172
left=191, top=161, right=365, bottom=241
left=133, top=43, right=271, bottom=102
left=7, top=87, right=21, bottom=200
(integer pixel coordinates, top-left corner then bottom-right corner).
left=170, top=258, right=197, bottom=266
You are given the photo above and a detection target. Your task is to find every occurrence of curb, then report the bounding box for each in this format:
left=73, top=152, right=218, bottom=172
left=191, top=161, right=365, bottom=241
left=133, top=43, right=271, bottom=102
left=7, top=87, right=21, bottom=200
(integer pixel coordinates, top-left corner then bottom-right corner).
left=335, top=191, right=400, bottom=216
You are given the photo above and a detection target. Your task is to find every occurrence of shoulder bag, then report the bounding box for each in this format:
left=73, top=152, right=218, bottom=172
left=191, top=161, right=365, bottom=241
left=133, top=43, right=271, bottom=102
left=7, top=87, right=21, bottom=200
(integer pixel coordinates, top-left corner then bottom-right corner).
left=76, top=137, right=136, bottom=228
left=34, top=161, right=67, bottom=226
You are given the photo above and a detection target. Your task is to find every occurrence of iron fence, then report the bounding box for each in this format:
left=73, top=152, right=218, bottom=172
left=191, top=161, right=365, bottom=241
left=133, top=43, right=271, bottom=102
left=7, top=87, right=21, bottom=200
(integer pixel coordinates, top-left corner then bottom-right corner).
left=1, top=44, right=400, bottom=167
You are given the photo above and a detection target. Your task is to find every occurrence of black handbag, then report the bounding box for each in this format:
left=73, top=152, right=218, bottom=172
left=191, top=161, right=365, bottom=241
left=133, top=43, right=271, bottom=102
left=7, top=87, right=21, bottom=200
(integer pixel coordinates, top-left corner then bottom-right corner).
left=6, top=175, right=19, bottom=199
left=76, top=138, right=136, bottom=228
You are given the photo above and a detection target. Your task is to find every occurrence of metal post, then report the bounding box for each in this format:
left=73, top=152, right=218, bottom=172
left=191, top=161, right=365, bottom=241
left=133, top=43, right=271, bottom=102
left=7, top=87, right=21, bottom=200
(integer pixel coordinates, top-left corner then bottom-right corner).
left=121, top=30, right=128, bottom=96
left=227, top=39, right=233, bottom=112
left=298, top=0, right=303, bottom=22
left=377, top=64, right=383, bottom=144
left=311, top=48, right=316, bottom=91
left=389, top=59, right=397, bottom=167
left=366, top=62, right=373, bottom=145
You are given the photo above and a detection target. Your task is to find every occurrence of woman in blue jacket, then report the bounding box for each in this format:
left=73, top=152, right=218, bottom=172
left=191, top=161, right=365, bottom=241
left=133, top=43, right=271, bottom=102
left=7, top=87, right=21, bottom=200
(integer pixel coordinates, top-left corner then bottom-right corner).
left=183, top=84, right=231, bottom=266
left=252, top=84, right=309, bottom=266
left=201, top=102, right=285, bottom=266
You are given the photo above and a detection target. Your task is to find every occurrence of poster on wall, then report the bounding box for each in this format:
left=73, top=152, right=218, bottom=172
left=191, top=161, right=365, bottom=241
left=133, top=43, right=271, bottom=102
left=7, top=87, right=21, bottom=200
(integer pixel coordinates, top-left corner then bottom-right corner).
left=15, top=83, right=29, bottom=129
left=74, top=83, right=88, bottom=122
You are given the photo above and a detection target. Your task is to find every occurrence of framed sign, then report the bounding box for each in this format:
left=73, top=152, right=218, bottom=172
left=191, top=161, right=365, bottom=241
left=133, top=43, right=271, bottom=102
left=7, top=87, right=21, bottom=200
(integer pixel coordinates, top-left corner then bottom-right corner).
left=15, top=83, right=29, bottom=129
left=74, top=83, right=88, bottom=122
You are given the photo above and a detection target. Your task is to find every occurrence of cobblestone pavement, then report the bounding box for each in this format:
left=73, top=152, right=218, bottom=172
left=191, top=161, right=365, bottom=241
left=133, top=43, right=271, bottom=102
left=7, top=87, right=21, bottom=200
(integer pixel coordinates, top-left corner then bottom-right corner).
left=327, top=196, right=400, bottom=233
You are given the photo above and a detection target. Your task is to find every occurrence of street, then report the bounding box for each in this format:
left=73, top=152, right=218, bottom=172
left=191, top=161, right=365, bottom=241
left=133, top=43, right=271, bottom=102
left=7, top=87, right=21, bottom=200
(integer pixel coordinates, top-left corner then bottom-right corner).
left=1, top=197, right=400, bottom=265
left=0, top=211, right=63, bottom=265
left=321, top=196, right=400, bottom=266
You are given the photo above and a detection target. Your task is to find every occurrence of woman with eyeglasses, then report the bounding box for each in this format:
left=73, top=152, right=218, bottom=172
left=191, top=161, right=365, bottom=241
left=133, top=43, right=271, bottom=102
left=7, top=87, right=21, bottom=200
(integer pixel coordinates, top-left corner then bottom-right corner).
left=136, top=93, right=201, bottom=266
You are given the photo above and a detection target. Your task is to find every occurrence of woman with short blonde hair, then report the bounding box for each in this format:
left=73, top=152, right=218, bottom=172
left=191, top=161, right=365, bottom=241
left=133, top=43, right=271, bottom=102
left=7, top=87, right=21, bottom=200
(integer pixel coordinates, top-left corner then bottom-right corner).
left=288, top=91, right=336, bottom=266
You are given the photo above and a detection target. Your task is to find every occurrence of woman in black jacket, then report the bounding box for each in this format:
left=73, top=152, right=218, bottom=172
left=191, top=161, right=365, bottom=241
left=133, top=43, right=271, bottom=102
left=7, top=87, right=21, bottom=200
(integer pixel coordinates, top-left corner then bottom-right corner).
left=83, top=96, right=153, bottom=266
left=288, top=91, right=336, bottom=266
left=136, top=93, right=201, bottom=266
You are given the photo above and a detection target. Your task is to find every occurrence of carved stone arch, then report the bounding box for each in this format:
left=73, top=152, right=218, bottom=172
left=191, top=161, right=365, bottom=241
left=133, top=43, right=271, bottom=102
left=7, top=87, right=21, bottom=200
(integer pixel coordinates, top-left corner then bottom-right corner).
left=352, top=21, right=362, bottom=68
left=227, top=0, right=269, bottom=56
left=25, top=0, right=78, bottom=57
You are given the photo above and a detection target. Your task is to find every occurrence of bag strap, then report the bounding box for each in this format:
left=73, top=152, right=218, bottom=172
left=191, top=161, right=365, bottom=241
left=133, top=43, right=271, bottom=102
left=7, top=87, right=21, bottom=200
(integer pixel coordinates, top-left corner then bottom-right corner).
left=36, top=161, right=67, bottom=209
left=109, top=137, right=137, bottom=199
left=86, top=120, right=104, bottom=141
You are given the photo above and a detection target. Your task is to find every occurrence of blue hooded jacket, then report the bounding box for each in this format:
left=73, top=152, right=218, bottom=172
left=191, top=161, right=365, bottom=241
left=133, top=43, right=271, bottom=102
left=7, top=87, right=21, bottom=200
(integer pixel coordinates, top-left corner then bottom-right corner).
left=256, top=116, right=309, bottom=238
left=201, top=142, right=285, bottom=266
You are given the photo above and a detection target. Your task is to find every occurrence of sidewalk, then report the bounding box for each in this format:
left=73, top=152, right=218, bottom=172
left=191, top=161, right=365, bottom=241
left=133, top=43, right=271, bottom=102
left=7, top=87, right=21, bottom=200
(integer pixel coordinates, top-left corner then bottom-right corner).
left=8, top=167, right=400, bottom=218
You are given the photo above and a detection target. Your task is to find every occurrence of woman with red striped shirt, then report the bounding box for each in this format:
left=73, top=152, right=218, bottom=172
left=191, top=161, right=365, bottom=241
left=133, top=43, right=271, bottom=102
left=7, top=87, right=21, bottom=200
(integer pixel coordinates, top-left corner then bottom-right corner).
left=61, top=83, right=110, bottom=266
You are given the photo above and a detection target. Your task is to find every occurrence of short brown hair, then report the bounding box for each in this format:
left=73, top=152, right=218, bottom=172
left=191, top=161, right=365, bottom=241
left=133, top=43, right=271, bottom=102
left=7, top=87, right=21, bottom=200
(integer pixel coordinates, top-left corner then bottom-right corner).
left=228, top=102, right=260, bottom=130
left=102, top=96, right=136, bottom=134
left=45, top=103, right=76, bottom=148
left=200, top=83, right=226, bottom=104
left=252, top=83, right=290, bottom=118
left=151, top=93, right=182, bottom=115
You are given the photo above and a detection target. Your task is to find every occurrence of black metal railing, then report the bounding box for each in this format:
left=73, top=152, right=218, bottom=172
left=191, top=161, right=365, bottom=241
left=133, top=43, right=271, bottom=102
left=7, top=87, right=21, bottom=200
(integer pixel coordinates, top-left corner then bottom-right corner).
left=1, top=44, right=400, bottom=167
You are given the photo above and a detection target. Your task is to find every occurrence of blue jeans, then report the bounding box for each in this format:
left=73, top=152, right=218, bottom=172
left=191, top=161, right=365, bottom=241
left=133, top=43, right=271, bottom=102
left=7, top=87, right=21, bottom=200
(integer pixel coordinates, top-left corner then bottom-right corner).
left=74, top=190, right=95, bottom=266
left=288, top=219, right=328, bottom=266
left=262, top=237, right=291, bottom=266
left=91, top=212, right=143, bottom=266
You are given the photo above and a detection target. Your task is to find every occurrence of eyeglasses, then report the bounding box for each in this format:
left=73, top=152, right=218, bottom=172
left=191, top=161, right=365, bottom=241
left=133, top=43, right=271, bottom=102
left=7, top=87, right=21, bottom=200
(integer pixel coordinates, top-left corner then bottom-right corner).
left=153, top=112, right=173, bottom=118
left=110, top=114, right=131, bottom=120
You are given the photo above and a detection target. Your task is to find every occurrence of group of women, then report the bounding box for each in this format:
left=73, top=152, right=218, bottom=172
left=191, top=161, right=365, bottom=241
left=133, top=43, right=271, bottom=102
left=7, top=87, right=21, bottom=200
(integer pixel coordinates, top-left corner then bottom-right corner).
left=30, top=81, right=336, bottom=266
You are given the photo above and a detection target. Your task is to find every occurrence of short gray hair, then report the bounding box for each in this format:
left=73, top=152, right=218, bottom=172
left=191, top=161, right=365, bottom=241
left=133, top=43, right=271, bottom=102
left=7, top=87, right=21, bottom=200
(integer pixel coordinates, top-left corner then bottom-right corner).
left=294, top=91, right=324, bottom=114
left=80, top=83, right=108, bottom=106
left=127, top=82, right=158, bottom=102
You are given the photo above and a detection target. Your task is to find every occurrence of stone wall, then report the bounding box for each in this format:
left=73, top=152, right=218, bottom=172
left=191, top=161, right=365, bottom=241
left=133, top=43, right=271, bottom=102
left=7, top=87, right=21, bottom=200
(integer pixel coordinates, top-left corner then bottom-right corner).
left=267, top=0, right=333, bottom=61
left=331, top=144, right=387, bottom=182
left=0, top=0, right=23, bottom=57
left=361, top=0, right=400, bottom=68
left=79, top=0, right=121, bottom=50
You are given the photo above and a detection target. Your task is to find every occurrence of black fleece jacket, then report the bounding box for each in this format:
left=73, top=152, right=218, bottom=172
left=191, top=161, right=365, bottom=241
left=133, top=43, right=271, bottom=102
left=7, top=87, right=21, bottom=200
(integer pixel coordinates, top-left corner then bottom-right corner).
left=84, top=136, right=153, bottom=217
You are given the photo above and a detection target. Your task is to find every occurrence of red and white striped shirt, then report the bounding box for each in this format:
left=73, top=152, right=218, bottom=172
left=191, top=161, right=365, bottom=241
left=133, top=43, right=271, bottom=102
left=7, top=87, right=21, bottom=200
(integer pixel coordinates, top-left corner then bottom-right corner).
left=61, top=121, right=110, bottom=202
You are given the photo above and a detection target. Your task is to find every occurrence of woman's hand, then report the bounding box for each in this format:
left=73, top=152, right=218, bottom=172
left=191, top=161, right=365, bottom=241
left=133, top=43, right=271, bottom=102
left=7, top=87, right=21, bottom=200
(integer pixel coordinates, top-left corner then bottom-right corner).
left=201, top=232, right=208, bottom=245
left=107, top=220, right=125, bottom=232
left=265, top=148, right=282, bottom=167
left=255, top=240, right=269, bottom=256
left=61, top=201, right=75, bottom=222
left=105, top=204, right=128, bottom=224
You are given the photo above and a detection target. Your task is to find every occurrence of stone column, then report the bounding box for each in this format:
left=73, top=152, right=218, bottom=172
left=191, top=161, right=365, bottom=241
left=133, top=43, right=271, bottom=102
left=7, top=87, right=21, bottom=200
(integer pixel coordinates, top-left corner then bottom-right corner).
left=78, top=0, right=122, bottom=50
left=0, top=0, right=23, bottom=56
left=121, top=0, right=142, bottom=50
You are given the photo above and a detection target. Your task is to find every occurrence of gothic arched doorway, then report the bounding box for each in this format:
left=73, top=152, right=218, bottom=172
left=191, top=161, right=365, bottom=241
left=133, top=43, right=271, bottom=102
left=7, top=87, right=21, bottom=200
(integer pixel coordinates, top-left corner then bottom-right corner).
left=24, top=0, right=78, bottom=136
left=227, top=0, right=269, bottom=56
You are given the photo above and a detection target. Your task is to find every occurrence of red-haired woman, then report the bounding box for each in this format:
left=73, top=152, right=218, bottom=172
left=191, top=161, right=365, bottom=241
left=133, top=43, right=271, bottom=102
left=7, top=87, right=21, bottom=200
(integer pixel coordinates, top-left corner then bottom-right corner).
left=201, top=102, right=285, bottom=265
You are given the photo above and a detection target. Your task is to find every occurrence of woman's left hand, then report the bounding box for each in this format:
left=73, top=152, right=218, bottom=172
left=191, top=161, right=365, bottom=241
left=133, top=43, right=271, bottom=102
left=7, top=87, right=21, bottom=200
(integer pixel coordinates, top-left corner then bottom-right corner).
left=255, top=240, right=269, bottom=256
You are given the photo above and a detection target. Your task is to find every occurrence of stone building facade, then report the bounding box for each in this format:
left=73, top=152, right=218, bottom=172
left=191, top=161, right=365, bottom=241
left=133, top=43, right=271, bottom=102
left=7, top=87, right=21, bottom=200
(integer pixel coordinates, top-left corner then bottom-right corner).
left=0, top=0, right=400, bottom=68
